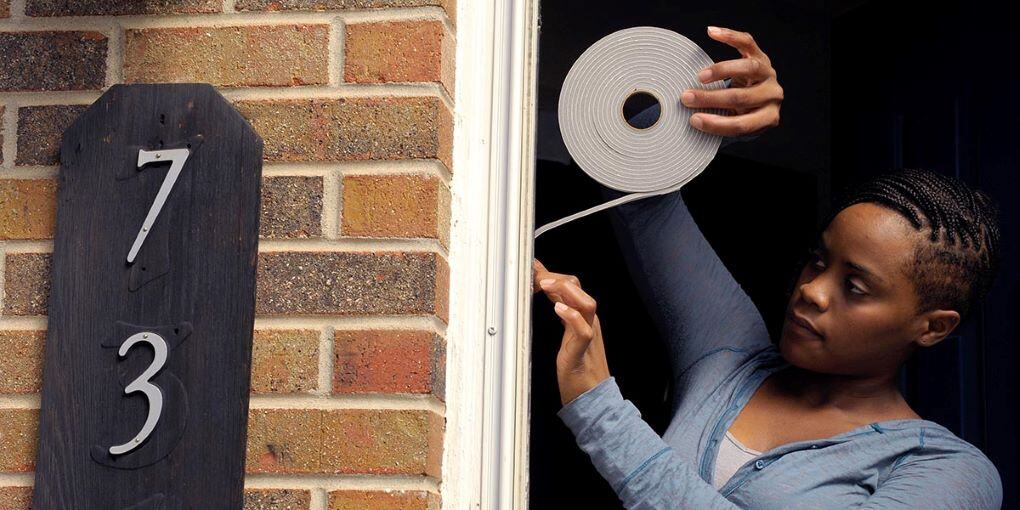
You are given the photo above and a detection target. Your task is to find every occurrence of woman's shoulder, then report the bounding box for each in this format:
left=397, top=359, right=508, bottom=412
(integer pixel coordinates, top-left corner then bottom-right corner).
left=892, top=419, right=990, bottom=453
left=883, top=421, right=1002, bottom=498
left=860, top=421, right=1004, bottom=509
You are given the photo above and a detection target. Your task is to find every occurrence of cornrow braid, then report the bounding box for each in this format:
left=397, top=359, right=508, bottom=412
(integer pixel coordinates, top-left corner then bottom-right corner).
left=821, top=168, right=1001, bottom=320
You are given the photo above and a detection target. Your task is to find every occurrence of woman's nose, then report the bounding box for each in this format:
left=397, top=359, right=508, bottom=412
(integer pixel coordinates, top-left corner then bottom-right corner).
left=798, top=278, right=829, bottom=312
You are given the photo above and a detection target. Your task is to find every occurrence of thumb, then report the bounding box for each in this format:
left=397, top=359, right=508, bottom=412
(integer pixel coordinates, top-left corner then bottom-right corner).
left=554, top=301, right=595, bottom=361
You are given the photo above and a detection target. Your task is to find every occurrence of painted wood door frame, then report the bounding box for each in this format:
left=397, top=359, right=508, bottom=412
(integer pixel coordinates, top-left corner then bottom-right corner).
left=445, top=0, right=540, bottom=508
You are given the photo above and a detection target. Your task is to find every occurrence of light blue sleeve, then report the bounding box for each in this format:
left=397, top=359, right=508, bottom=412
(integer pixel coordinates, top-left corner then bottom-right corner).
left=558, top=377, right=1004, bottom=510
left=557, top=376, right=743, bottom=509
left=593, top=76, right=772, bottom=384
left=598, top=183, right=772, bottom=383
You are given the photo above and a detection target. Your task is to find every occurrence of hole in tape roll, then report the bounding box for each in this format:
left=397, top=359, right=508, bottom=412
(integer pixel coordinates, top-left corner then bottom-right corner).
left=622, top=91, right=661, bottom=129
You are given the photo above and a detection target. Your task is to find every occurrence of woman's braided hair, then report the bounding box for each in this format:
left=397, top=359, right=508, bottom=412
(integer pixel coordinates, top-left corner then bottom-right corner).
left=822, top=168, right=1001, bottom=320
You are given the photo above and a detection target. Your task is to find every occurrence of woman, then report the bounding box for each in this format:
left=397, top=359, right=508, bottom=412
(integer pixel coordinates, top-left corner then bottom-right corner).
left=533, top=26, right=1003, bottom=509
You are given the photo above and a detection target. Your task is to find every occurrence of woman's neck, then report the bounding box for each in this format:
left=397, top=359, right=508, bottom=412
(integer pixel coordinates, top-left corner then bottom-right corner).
left=773, top=364, right=917, bottom=419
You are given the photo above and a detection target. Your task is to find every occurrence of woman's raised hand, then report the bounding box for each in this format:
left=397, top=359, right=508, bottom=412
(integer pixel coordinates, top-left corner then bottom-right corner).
left=533, top=258, right=611, bottom=406
left=683, top=26, right=784, bottom=137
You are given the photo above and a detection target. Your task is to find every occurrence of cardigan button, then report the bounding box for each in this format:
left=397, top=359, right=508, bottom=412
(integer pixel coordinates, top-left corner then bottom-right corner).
left=754, top=460, right=765, bottom=470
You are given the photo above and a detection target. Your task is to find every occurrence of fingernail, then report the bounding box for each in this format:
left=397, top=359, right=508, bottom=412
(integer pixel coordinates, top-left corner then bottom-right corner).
left=697, top=69, right=712, bottom=82
left=554, top=302, right=567, bottom=312
left=540, top=278, right=555, bottom=287
left=708, top=26, right=721, bottom=35
left=681, top=91, right=695, bottom=106
left=691, top=115, right=704, bottom=130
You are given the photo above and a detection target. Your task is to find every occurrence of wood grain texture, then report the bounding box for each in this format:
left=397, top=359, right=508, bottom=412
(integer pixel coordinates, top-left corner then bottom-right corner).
left=31, top=83, right=263, bottom=509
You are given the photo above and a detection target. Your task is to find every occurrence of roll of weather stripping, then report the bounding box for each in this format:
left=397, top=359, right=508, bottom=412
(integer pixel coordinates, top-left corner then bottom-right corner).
left=534, top=26, right=729, bottom=239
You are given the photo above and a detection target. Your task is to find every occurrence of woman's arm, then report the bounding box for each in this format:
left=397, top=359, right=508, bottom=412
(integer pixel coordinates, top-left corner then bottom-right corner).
left=557, top=375, right=745, bottom=509
left=596, top=26, right=783, bottom=381
left=558, top=376, right=1004, bottom=510
left=601, top=183, right=772, bottom=380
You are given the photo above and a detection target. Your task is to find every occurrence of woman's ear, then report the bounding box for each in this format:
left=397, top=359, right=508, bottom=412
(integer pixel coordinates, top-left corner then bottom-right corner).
left=916, top=309, right=961, bottom=347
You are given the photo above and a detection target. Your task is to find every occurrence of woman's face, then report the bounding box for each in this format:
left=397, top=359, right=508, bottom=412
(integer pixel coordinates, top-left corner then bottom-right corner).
left=779, top=202, right=929, bottom=377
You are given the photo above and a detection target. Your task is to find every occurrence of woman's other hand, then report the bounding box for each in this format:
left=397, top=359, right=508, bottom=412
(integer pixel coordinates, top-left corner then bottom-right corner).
left=682, top=26, right=784, bottom=137
left=533, top=258, right=611, bottom=406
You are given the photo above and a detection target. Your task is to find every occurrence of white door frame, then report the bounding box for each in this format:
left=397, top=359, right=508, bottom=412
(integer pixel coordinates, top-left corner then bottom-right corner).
left=444, top=0, right=540, bottom=508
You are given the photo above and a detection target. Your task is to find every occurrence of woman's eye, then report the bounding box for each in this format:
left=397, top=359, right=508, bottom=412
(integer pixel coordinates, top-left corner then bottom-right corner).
left=846, top=279, right=867, bottom=296
left=809, top=249, right=825, bottom=269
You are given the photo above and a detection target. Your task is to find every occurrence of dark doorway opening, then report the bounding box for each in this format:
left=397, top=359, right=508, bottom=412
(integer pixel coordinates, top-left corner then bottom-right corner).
left=530, top=1, right=1018, bottom=508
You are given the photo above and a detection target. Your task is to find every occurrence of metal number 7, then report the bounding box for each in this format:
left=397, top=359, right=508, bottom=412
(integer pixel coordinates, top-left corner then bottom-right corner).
left=127, top=148, right=190, bottom=264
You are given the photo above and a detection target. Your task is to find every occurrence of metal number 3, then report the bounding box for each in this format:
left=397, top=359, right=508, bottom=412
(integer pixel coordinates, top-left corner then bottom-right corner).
left=127, top=148, right=190, bottom=264
left=109, top=332, right=168, bottom=456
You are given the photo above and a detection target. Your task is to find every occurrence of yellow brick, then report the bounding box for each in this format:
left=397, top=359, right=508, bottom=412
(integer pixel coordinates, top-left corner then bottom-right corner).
left=125, top=25, right=329, bottom=87
left=0, top=179, right=56, bottom=240
left=341, top=174, right=450, bottom=247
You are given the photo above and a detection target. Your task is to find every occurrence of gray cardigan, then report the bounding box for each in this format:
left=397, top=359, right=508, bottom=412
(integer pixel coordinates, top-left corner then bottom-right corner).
left=554, top=132, right=1003, bottom=508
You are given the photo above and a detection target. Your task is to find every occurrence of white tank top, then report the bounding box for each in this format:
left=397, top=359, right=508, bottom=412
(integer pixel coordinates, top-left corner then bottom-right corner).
left=712, top=429, right=762, bottom=490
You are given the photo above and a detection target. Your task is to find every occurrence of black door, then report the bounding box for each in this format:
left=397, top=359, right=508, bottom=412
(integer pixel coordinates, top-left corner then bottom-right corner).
left=833, top=3, right=1019, bottom=507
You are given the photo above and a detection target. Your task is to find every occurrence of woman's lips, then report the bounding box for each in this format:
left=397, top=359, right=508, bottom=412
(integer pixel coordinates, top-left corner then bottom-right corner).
left=787, top=311, right=823, bottom=339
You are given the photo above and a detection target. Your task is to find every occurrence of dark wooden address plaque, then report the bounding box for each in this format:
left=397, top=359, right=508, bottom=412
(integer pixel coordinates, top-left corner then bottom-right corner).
left=31, top=83, right=263, bottom=509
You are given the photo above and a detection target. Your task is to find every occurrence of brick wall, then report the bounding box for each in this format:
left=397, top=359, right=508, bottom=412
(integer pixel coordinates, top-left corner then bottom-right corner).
left=0, top=1, right=454, bottom=508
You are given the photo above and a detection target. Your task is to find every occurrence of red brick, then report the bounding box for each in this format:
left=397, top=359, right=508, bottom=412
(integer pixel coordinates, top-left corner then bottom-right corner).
left=0, top=487, right=32, bottom=510
left=0, top=409, right=38, bottom=472
left=245, top=408, right=442, bottom=475
left=0, top=32, right=106, bottom=92
left=235, top=0, right=455, bottom=23
left=261, top=176, right=323, bottom=239
left=333, top=330, right=445, bottom=399
left=0, top=330, right=45, bottom=393
left=345, top=20, right=454, bottom=95
left=27, top=0, right=220, bottom=15
left=251, top=329, right=320, bottom=394
left=255, top=251, right=449, bottom=323
left=3, top=253, right=51, bottom=316
left=17, top=105, right=88, bottom=166
left=235, top=98, right=453, bottom=171
left=328, top=490, right=441, bottom=510
left=0, top=179, right=57, bottom=240
left=340, top=174, right=450, bottom=247
left=243, top=488, right=312, bottom=510
left=246, top=409, right=319, bottom=473
left=125, top=25, right=329, bottom=88
left=434, top=255, right=449, bottom=325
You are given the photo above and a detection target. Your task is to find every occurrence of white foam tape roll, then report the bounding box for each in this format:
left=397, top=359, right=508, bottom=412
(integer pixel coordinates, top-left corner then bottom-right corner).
left=534, top=26, right=729, bottom=239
